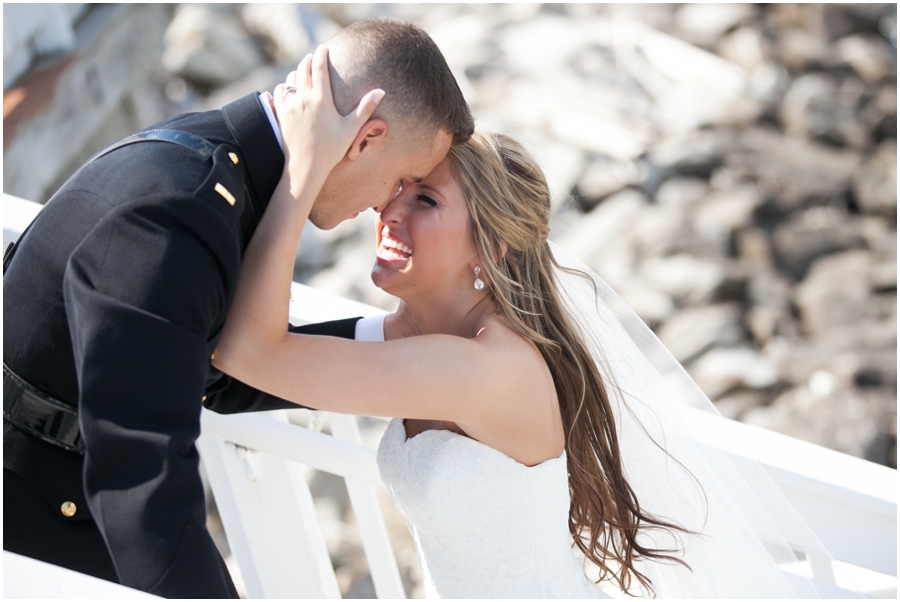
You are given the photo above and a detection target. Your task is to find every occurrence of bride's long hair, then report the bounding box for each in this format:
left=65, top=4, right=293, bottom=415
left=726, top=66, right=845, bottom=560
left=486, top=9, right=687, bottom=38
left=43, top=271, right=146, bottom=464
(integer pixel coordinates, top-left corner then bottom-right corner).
left=449, top=130, right=690, bottom=594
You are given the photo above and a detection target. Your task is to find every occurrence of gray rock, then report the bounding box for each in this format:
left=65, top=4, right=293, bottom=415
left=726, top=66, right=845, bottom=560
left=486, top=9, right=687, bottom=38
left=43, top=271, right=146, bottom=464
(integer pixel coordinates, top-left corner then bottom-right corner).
left=735, top=228, right=773, bottom=267
left=794, top=250, right=873, bottom=336
left=198, top=65, right=285, bottom=112
left=779, top=73, right=869, bottom=148
left=836, top=33, right=896, bottom=83
left=630, top=203, right=689, bottom=259
left=575, top=157, right=642, bottom=206
left=555, top=189, right=648, bottom=271
left=163, top=5, right=263, bottom=86
left=615, top=281, right=675, bottom=327
left=713, top=389, right=767, bottom=420
left=772, top=206, right=868, bottom=278
left=655, top=177, right=710, bottom=209
left=776, top=27, right=833, bottom=72
left=689, top=345, right=779, bottom=400
left=853, top=141, right=897, bottom=218
left=656, top=303, right=744, bottom=364
left=691, top=184, right=764, bottom=247
left=647, top=130, right=732, bottom=178
left=717, top=26, right=768, bottom=72
left=675, top=3, right=755, bottom=47
left=239, top=4, right=340, bottom=63
left=744, top=268, right=799, bottom=344
left=640, top=254, right=727, bottom=306
left=742, top=385, right=894, bottom=463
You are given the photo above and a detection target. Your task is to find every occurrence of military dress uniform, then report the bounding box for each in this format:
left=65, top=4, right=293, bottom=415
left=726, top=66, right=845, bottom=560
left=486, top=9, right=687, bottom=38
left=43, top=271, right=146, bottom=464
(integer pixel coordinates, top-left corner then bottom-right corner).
left=3, top=93, right=362, bottom=598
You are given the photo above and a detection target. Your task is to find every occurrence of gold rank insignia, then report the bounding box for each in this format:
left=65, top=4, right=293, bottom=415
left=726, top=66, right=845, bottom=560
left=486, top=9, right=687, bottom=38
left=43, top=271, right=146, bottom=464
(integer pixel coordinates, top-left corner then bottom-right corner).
left=214, top=182, right=236, bottom=206
left=228, top=152, right=239, bottom=165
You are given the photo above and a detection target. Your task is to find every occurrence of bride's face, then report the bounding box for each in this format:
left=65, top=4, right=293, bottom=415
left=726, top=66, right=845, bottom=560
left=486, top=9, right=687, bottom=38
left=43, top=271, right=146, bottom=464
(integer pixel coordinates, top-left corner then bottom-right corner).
left=371, top=156, right=478, bottom=300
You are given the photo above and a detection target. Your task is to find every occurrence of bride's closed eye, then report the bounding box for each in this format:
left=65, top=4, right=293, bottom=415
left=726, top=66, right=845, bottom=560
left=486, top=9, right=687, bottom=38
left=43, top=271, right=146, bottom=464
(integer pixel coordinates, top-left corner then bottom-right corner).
left=417, top=194, right=438, bottom=207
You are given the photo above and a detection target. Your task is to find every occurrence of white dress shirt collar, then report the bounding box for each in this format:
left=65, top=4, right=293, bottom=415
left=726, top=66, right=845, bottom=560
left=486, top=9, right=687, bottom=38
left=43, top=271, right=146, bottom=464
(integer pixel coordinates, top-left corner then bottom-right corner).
left=258, top=92, right=284, bottom=152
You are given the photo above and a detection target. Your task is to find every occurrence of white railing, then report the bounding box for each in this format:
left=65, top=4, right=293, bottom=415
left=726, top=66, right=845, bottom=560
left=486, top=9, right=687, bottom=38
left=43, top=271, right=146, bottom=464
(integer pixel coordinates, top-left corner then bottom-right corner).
left=3, top=193, right=897, bottom=599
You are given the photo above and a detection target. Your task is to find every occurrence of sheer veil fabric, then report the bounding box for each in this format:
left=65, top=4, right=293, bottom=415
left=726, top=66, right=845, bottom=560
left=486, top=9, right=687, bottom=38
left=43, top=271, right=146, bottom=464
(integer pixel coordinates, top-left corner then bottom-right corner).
left=549, top=242, right=858, bottom=598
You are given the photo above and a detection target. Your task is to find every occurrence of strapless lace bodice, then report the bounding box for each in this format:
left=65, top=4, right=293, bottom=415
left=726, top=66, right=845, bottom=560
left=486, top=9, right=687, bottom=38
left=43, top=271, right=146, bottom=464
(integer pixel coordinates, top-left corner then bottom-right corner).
left=376, top=418, right=607, bottom=598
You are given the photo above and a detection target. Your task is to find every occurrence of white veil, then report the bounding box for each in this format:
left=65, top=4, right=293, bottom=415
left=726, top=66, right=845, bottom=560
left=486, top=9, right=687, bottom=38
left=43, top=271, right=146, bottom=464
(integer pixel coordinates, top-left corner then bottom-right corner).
left=549, top=241, right=858, bottom=598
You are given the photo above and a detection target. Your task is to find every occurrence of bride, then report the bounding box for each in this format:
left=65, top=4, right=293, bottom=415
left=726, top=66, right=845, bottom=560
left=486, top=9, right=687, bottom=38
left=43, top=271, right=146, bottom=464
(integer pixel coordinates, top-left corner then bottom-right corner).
left=214, top=48, right=843, bottom=598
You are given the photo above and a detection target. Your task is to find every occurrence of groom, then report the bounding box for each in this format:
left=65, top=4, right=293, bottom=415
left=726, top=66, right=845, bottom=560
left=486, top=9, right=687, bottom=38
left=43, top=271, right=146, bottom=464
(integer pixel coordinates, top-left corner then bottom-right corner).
left=3, top=18, right=473, bottom=598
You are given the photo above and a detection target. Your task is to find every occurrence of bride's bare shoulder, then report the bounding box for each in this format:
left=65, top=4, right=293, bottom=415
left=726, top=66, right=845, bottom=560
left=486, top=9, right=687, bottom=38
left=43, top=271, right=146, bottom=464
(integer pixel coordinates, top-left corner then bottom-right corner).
left=466, top=314, right=565, bottom=466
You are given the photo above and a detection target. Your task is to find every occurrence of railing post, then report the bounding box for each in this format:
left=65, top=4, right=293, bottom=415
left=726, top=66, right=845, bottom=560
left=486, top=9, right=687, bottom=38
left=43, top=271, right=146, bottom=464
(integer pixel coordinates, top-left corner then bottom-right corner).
left=197, top=410, right=341, bottom=598
left=328, top=413, right=407, bottom=599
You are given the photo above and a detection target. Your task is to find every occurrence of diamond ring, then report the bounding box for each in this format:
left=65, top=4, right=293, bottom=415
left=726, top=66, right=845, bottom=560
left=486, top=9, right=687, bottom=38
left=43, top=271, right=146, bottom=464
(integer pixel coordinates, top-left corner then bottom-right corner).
left=284, top=85, right=297, bottom=94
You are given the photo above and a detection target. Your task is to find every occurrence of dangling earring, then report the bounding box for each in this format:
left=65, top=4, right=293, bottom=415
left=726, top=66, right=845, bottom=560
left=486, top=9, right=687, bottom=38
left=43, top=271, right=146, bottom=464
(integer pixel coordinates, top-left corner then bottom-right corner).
left=473, top=265, right=485, bottom=291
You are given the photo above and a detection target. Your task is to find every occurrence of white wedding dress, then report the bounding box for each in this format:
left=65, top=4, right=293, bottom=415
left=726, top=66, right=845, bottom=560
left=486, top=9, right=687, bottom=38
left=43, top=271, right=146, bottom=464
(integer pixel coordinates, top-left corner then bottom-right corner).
left=358, top=315, right=605, bottom=598
left=376, top=417, right=607, bottom=599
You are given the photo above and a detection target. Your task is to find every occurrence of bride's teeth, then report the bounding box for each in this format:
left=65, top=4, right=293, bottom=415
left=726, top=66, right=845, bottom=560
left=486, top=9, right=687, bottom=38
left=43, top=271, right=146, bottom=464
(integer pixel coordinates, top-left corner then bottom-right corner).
left=379, top=231, right=412, bottom=256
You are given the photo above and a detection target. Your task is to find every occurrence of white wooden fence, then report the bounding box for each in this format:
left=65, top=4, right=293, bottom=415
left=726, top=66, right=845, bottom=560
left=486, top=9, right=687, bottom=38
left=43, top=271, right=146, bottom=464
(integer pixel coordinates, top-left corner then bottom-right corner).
left=3, top=193, right=897, bottom=598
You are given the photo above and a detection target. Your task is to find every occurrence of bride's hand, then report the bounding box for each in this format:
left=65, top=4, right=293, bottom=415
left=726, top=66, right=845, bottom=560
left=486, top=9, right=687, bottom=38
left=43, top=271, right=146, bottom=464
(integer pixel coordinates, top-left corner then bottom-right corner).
left=273, top=45, right=385, bottom=188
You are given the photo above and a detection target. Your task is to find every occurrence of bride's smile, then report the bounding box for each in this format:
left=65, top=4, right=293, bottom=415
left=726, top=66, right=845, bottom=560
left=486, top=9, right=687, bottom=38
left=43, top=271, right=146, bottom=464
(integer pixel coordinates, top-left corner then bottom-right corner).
left=376, top=226, right=413, bottom=262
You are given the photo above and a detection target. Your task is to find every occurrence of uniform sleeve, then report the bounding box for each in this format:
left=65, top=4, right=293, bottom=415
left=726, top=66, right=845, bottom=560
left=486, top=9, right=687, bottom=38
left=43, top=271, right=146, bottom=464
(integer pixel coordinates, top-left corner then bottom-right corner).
left=63, top=194, right=239, bottom=598
left=203, top=317, right=363, bottom=414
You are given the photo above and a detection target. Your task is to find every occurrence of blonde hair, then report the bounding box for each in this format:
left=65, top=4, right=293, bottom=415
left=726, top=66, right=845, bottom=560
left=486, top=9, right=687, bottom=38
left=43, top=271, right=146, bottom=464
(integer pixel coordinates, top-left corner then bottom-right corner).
left=448, top=130, right=688, bottom=593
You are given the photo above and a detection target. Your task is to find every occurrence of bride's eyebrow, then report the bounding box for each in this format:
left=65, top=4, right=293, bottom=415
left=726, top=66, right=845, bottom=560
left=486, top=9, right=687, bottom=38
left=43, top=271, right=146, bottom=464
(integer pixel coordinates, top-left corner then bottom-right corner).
left=417, top=183, right=443, bottom=199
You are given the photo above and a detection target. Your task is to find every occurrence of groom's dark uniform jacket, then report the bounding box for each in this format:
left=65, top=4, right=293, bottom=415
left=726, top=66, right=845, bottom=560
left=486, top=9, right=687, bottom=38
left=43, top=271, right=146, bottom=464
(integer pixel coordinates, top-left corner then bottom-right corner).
left=3, top=93, right=360, bottom=598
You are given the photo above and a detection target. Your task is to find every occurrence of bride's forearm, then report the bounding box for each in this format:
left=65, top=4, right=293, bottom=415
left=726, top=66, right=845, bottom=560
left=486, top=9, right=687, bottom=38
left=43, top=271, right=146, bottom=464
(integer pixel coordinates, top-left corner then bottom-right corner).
left=214, top=165, right=323, bottom=374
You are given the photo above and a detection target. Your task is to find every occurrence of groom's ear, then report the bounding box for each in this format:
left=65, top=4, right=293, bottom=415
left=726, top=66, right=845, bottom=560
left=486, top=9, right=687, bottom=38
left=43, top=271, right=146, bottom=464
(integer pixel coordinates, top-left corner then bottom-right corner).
left=346, top=119, right=388, bottom=160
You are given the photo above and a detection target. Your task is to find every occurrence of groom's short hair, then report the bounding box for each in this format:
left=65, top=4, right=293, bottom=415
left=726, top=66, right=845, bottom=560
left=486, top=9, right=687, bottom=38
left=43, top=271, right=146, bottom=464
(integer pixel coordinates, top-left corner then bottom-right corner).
left=327, top=18, right=474, bottom=146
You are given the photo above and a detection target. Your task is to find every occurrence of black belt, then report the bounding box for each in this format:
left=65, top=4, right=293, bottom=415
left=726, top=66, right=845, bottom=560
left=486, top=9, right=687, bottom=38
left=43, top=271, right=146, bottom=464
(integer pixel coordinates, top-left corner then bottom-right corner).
left=3, top=129, right=219, bottom=453
left=4, top=364, right=84, bottom=454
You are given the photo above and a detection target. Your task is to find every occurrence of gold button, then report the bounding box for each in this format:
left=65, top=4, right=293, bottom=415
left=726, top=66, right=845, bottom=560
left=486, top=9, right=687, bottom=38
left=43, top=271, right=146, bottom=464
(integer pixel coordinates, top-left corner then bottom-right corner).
left=202, top=395, right=208, bottom=402
left=61, top=501, right=77, bottom=517
left=228, top=152, right=239, bottom=165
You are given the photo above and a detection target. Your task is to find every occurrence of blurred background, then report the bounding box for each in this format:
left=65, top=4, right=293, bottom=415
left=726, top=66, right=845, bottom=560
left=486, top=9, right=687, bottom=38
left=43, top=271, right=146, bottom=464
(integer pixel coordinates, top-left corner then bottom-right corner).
left=4, top=3, right=896, bottom=598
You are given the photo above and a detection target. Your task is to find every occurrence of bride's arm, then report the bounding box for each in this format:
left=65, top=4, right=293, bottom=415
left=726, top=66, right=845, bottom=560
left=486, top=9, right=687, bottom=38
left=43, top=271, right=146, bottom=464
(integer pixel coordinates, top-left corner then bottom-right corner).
left=214, top=46, right=382, bottom=379
left=214, top=49, right=522, bottom=426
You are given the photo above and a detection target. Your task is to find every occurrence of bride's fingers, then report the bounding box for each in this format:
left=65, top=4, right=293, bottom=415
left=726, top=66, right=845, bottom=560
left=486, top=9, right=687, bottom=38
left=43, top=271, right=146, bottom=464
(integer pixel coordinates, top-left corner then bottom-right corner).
left=348, top=88, right=385, bottom=131
left=298, top=52, right=314, bottom=92
left=311, top=45, right=331, bottom=98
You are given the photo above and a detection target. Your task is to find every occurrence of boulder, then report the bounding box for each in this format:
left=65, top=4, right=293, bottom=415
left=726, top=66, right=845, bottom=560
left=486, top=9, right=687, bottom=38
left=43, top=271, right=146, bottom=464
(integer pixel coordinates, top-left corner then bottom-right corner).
left=240, top=4, right=340, bottom=63
left=555, top=189, right=648, bottom=270
left=742, top=385, right=895, bottom=464
left=691, top=184, right=764, bottom=247
left=656, top=303, right=744, bottom=364
left=779, top=73, right=869, bottom=148
left=794, top=250, right=873, bottom=336
left=777, top=27, right=833, bottom=72
left=772, top=206, right=868, bottom=279
left=713, top=389, right=767, bottom=420
left=717, top=26, right=768, bottom=72
left=674, top=3, right=755, bottom=47
left=853, top=141, right=897, bottom=218
left=647, top=130, right=732, bottom=180
left=162, top=5, right=264, bottom=87
left=615, top=281, right=675, bottom=327
left=735, top=227, right=773, bottom=267
left=689, top=345, right=779, bottom=399
left=744, top=268, right=799, bottom=344
left=575, top=157, right=642, bottom=207
left=640, top=254, right=727, bottom=306
left=655, top=177, right=710, bottom=209
left=836, top=33, right=896, bottom=83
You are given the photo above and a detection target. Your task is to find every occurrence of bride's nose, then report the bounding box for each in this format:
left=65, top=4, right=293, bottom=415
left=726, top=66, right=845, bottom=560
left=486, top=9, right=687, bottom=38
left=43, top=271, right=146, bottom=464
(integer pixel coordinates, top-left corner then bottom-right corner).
left=379, top=194, right=409, bottom=224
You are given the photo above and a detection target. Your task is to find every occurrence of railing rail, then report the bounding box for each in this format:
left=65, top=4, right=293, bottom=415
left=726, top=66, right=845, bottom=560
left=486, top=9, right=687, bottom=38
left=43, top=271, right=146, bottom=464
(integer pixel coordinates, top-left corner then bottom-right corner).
left=3, top=193, right=896, bottom=598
